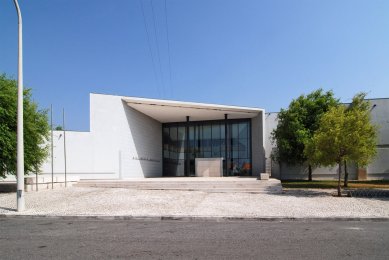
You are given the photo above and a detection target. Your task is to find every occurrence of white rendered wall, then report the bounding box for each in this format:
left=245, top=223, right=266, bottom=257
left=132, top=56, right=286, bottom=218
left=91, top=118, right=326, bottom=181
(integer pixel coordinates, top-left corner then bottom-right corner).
left=40, top=93, right=162, bottom=179
left=369, top=99, right=389, bottom=145
left=264, top=113, right=278, bottom=177
left=89, top=93, right=162, bottom=178
left=367, top=99, right=389, bottom=179
left=40, top=131, right=96, bottom=178
left=251, top=111, right=265, bottom=176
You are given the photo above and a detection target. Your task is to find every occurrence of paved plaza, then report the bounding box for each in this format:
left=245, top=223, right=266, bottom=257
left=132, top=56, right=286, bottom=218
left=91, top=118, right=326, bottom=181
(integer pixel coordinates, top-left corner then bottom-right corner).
left=1, top=180, right=388, bottom=218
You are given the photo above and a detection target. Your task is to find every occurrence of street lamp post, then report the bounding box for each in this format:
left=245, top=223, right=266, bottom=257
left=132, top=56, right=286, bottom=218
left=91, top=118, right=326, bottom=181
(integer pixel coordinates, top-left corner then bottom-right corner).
left=13, top=0, right=25, bottom=211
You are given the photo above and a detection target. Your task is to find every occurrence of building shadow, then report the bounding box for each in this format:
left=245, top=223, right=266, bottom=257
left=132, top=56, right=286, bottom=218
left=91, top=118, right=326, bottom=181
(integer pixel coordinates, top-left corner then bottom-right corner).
left=122, top=101, right=162, bottom=178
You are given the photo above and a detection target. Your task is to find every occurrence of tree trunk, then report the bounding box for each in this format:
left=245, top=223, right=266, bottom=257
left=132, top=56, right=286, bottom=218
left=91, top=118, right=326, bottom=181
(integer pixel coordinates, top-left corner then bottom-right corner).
left=344, top=160, right=348, bottom=188
left=308, top=164, right=312, bottom=181
left=337, top=161, right=342, bottom=197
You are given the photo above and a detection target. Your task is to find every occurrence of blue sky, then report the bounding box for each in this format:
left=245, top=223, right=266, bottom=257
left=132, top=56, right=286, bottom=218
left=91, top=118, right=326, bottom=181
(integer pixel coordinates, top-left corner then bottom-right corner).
left=1, top=0, right=388, bottom=131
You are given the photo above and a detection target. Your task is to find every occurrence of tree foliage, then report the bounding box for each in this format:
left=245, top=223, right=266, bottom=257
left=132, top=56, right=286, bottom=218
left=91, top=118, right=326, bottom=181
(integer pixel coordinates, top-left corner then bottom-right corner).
left=305, top=93, right=378, bottom=196
left=271, top=89, right=339, bottom=180
left=0, top=74, right=50, bottom=178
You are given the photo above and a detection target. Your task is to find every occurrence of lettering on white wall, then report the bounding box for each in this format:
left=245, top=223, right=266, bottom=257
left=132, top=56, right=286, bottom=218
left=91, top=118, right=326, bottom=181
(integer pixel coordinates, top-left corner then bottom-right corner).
left=132, top=156, right=160, bottom=163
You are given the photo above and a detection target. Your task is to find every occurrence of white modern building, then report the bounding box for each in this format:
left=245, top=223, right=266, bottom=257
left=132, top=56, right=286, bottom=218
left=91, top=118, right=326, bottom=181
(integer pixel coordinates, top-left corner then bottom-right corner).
left=41, top=93, right=266, bottom=179
left=41, top=94, right=388, bottom=180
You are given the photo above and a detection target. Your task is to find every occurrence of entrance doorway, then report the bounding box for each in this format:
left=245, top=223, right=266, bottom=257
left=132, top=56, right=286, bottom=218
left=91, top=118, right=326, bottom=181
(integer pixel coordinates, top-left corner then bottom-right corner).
left=162, top=119, right=252, bottom=177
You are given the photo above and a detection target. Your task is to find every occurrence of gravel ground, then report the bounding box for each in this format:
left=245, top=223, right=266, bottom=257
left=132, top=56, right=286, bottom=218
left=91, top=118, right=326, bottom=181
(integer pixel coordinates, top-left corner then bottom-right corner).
left=1, top=187, right=388, bottom=218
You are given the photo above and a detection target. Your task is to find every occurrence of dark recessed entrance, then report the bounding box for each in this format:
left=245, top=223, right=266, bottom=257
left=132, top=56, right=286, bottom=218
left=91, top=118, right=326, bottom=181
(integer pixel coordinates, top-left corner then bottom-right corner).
left=162, top=118, right=252, bottom=177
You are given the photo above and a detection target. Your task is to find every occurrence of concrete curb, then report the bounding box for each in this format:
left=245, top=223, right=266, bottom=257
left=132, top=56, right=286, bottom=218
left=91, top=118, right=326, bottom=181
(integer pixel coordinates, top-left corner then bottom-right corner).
left=1, top=214, right=389, bottom=222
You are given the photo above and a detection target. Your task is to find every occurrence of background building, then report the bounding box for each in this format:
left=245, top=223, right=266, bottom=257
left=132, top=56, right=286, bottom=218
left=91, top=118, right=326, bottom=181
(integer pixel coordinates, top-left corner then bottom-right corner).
left=265, top=98, right=389, bottom=180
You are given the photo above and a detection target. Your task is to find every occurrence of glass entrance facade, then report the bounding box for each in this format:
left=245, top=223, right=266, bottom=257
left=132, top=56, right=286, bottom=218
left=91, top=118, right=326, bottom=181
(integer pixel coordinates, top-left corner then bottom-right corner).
left=162, top=119, right=251, bottom=177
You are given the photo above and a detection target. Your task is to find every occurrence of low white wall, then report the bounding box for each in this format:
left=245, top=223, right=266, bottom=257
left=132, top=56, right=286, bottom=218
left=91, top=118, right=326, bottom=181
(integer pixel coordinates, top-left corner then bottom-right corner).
left=195, top=158, right=223, bottom=177
left=40, top=130, right=97, bottom=178
left=273, top=163, right=357, bottom=180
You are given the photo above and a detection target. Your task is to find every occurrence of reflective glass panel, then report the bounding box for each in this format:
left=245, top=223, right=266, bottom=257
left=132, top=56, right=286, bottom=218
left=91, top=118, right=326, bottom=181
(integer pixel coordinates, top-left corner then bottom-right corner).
left=163, top=119, right=251, bottom=177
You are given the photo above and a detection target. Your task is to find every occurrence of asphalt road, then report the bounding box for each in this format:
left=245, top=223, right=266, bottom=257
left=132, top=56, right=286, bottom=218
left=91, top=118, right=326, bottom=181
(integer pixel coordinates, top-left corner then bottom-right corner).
left=0, top=217, right=388, bottom=260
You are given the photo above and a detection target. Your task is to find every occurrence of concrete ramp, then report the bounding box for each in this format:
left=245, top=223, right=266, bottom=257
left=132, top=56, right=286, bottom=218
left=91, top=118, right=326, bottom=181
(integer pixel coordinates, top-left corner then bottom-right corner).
left=75, top=177, right=282, bottom=194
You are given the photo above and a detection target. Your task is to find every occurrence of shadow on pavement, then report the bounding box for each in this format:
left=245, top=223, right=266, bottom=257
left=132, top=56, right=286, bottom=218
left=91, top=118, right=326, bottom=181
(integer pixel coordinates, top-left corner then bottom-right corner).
left=271, top=187, right=389, bottom=201
left=277, top=189, right=331, bottom=197
left=0, top=206, right=16, bottom=212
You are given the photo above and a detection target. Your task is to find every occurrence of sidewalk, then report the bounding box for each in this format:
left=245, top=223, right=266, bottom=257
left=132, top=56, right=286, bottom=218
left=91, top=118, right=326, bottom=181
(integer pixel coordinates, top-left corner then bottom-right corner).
left=1, top=186, right=389, bottom=219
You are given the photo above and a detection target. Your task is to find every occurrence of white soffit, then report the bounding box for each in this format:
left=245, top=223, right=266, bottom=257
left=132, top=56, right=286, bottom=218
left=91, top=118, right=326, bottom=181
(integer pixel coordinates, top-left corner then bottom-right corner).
left=122, top=96, right=263, bottom=123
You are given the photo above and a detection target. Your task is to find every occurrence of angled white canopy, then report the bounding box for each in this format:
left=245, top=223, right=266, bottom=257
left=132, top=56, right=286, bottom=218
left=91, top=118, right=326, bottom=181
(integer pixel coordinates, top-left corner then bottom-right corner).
left=122, top=96, right=263, bottom=123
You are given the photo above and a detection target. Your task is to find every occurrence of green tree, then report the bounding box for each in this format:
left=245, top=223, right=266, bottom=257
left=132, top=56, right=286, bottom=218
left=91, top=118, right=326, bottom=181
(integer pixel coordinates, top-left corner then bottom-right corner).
left=271, top=89, right=339, bottom=180
left=0, top=74, right=50, bottom=178
left=343, top=93, right=372, bottom=187
left=305, top=93, right=378, bottom=196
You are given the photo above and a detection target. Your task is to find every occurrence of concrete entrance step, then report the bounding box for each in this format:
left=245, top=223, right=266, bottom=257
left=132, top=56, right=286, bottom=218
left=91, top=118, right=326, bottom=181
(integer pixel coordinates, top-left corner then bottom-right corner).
left=75, top=178, right=282, bottom=194
left=0, top=176, right=80, bottom=192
